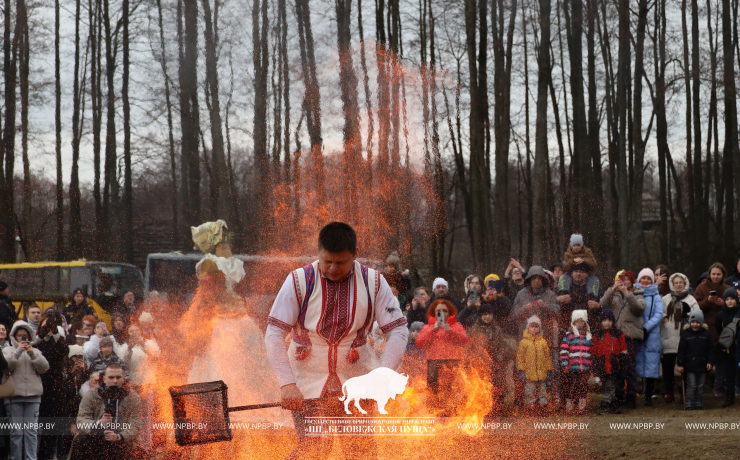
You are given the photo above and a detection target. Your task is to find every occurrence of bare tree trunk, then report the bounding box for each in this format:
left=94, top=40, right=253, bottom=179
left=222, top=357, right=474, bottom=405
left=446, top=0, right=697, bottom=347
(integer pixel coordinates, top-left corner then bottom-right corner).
left=335, top=0, right=361, bottom=223
left=691, top=0, right=705, bottom=269
left=180, top=0, right=201, bottom=231
left=69, top=0, right=83, bottom=259
left=563, top=0, right=591, bottom=234
left=0, top=0, right=20, bottom=261
left=294, top=0, right=325, bottom=211
left=253, top=0, right=270, bottom=242
left=586, top=0, right=603, bottom=260
left=55, top=0, right=65, bottom=260
left=358, top=0, right=374, bottom=185
left=491, top=0, right=516, bottom=267
left=654, top=0, right=669, bottom=264
left=90, top=0, right=103, bottom=260
left=19, top=0, right=30, bottom=260
left=616, top=0, right=630, bottom=266
left=122, top=0, right=133, bottom=262
left=203, top=0, right=234, bottom=226
left=628, top=0, right=648, bottom=266
left=723, top=0, right=738, bottom=259
left=523, top=5, right=533, bottom=266
left=102, top=0, right=118, bottom=260
left=155, top=0, right=179, bottom=249
left=533, top=0, right=550, bottom=263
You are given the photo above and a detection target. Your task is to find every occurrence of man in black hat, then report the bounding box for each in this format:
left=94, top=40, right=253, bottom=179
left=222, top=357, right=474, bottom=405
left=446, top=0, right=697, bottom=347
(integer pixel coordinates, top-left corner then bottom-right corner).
left=556, top=262, right=602, bottom=335
left=0, top=280, right=18, bottom=332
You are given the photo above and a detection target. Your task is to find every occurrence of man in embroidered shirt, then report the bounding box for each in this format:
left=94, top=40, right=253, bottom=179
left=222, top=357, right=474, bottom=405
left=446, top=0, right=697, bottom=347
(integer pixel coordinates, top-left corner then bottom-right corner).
left=265, top=222, right=408, bottom=459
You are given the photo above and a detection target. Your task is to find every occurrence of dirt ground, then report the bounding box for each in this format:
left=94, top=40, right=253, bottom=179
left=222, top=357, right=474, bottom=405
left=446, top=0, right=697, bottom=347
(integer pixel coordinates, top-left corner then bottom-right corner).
left=155, top=389, right=740, bottom=460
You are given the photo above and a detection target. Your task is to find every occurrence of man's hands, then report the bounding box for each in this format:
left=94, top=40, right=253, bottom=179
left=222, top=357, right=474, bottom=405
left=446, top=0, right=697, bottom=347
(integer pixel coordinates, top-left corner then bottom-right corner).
left=434, top=321, right=450, bottom=331
left=18, top=341, right=32, bottom=353
left=281, top=383, right=305, bottom=410
left=99, top=413, right=113, bottom=427
left=587, top=300, right=600, bottom=310
left=557, top=294, right=571, bottom=304
left=103, top=430, right=121, bottom=442
left=676, top=366, right=683, bottom=373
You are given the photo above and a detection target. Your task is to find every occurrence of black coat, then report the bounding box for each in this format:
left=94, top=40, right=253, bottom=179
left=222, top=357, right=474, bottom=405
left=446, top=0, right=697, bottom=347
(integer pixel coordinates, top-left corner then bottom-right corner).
left=37, top=336, right=70, bottom=418
left=715, top=306, right=740, bottom=353
left=0, top=294, right=17, bottom=332
left=677, top=324, right=715, bottom=373
left=405, top=305, right=427, bottom=326
left=63, top=302, right=96, bottom=325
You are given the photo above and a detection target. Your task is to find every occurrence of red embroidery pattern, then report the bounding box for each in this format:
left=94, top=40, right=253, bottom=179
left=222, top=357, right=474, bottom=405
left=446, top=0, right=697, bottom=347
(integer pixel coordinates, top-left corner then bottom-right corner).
left=380, top=317, right=408, bottom=334
left=267, top=316, right=293, bottom=333
left=318, top=274, right=353, bottom=343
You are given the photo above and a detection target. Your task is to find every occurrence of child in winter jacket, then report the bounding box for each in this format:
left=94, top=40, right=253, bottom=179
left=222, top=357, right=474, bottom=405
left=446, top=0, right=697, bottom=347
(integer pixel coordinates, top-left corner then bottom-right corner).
left=516, top=316, right=553, bottom=408
left=88, top=336, right=127, bottom=377
left=560, top=310, right=593, bottom=414
left=592, top=308, right=627, bottom=414
left=677, top=310, right=714, bottom=410
left=470, top=304, right=517, bottom=411
left=562, top=233, right=597, bottom=273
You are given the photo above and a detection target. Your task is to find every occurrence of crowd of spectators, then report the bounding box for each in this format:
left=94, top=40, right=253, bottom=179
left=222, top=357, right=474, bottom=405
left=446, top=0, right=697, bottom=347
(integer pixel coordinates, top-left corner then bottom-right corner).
left=0, top=287, right=161, bottom=460
left=395, top=234, right=740, bottom=414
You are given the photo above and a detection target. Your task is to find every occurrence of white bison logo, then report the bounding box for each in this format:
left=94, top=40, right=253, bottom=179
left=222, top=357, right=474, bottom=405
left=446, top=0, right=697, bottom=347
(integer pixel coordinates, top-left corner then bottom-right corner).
left=338, top=367, right=409, bottom=415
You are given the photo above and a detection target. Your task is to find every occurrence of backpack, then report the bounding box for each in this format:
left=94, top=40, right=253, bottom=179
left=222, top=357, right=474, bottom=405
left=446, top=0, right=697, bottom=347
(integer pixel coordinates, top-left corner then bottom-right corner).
left=718, top=318, right=739, bottom=349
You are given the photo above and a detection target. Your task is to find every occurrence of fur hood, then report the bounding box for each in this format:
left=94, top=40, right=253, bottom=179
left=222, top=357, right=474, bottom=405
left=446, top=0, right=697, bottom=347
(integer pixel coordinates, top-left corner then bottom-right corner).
left=682, top=323, right=709, bottom=331
left=9, top=321, right=37, bottom=347
left=669, top=273, right=691, bottom=295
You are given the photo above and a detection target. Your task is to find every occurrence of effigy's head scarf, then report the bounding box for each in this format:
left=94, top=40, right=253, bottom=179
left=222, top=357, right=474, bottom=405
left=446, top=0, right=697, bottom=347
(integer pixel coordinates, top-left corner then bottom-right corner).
left=191, top=220, right=228, bottom=254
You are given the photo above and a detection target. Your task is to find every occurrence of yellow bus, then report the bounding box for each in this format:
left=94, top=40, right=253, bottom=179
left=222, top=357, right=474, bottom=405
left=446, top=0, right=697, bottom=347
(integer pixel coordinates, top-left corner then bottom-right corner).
left=0, top=261, right=144, bottom=326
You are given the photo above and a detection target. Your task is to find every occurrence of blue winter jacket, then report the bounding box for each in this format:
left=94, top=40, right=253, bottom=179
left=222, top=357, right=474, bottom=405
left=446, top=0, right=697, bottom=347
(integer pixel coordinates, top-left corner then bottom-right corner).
left=636, top=284, right=664, bottom=378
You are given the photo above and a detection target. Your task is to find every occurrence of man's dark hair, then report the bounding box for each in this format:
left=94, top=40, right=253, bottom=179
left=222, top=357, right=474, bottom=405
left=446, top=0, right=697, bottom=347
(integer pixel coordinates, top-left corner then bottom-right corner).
left=318, top=222, right=357, bottom=254
left=104, top=363, right=124, bottom=375
left=550, top=264, right=563, bottom=272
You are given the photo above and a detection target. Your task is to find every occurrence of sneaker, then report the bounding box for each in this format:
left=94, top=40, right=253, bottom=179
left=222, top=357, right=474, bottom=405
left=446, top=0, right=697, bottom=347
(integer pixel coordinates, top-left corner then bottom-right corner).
left=565, top=399, right=575, bottom=414
left=594, top=377, right=602, bottom=386
left=598, top=404, right=609, bottom=415
left=578, top=398, right=588, bottom=412
left=651, top=394, right=659, bottom=399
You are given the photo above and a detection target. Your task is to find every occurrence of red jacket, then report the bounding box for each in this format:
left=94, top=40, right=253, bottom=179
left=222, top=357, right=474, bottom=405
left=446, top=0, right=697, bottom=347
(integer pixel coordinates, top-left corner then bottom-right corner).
left=415, top=314, right=470, bottom=361
left=591, top=329, right=627, bottom=376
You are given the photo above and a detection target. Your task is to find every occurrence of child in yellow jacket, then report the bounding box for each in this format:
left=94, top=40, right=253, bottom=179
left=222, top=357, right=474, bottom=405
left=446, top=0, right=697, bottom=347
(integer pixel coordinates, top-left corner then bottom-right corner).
left=517, top=315, right=553, bottom=407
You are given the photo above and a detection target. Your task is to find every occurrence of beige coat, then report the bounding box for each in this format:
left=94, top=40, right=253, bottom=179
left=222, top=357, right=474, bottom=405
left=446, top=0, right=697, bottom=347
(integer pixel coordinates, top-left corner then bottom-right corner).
left=76, top=385, right=142, bottom=443
left=599, top=287, right=647, bottom=340
left=2, top=321, right=49, bottom=398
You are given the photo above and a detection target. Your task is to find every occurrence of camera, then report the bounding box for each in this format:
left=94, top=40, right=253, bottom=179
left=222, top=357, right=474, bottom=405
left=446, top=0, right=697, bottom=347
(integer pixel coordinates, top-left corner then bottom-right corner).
left=710, top=290, right=717, bottom=296
left=436, top=309, right=446, bottom=322
left=469, top=290, right=478, bottom=302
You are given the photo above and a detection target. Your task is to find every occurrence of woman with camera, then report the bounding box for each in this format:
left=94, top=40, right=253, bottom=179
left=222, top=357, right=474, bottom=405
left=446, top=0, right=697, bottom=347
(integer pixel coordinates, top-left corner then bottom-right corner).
left=36, top=312, right=69, bottom=460
left=2, top=320, right=49, bottom=460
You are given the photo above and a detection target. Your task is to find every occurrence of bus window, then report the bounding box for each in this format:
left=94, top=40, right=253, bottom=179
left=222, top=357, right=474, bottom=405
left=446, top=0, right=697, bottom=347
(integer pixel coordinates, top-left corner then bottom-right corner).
left=43, top=267, right=60, bottom=293
left=15, top=268, right=43, bottom=295
left=148, top=259, right=198, bottom=298
left=93, top=265, right=143, bottom=300
left=0, top=269, right=16, bottom=289
left=70, top=267, right=93, bottom=296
